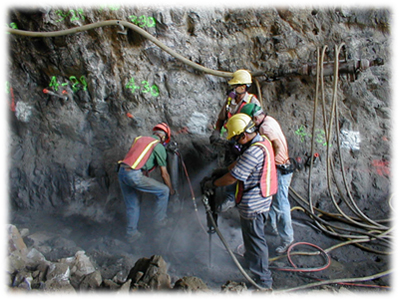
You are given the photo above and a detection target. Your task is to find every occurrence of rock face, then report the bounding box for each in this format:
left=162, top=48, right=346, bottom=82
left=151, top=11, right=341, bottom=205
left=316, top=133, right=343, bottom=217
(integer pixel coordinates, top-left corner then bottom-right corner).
left=7, top=6, right=391, bottom=224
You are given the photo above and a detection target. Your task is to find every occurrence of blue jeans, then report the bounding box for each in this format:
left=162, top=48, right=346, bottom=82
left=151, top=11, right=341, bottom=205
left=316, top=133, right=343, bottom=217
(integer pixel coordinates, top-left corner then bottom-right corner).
left=118, top=167, right=169, bottom=236
left=269, top=169, right=294, bottom=243
left=240, top=211, right=273, bottom=288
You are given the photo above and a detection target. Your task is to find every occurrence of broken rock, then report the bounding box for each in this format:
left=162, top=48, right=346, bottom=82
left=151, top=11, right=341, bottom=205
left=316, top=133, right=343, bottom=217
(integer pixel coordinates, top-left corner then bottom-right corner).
left=173, top=276, right=210, bottom=292
left=128, top=255, right=171, bottom=291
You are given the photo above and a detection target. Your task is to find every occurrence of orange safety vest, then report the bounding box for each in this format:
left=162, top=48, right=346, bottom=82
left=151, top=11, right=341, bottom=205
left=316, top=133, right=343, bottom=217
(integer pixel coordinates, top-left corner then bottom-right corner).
left=227, top=94, right=254, bottom=119
left=121, top=136, right=159, bottom=170
left=235, top=136, right=278, bottom=204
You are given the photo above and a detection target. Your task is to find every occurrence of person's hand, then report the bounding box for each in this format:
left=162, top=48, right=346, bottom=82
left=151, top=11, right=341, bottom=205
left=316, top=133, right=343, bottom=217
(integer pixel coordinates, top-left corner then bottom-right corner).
left=202, top=178, right=216, bottom=191
left=209, top=130, right=220, bottom=144
left=200, top=176, right=216, bottom=193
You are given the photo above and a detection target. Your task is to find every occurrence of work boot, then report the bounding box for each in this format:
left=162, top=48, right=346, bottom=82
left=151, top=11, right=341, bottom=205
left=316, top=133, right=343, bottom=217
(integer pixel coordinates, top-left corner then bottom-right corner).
left=126, top=231, right=143, bottom=244
left=275, top=240, right=294, bottom=254
left=269, top=226, right=278, bottom=236
left=154, top=218, right=170, bottom=228
left=236, top=243, right=245, bottom=256
left=252, top=279, right=273, bottom=292
left=218, top=200, right=235, bottom=212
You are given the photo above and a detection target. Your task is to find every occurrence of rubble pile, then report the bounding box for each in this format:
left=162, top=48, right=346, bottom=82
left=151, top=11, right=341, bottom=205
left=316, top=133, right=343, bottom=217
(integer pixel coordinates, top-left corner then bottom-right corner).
left=7, top=224, right=241, bottom=293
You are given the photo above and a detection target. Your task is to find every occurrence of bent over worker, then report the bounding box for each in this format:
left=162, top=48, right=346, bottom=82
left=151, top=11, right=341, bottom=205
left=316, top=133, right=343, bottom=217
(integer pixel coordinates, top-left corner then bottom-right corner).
left=203, top=113, right=277, bottom=289
left=117, top=123, right=175, bottom=243
left=241, top=103, right=294, bottom=254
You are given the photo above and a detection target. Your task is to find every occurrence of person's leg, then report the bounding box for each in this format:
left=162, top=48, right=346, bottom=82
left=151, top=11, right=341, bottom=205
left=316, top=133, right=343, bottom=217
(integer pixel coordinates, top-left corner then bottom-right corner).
left=118, top=168, right=141, bottom=237
left=240, top=211, right=272, bottom=288
left=267, top=207, right=278, bottom=235
left=132, top=172, right=170, bottom=224
left=272, top=170, right=294, bottom=251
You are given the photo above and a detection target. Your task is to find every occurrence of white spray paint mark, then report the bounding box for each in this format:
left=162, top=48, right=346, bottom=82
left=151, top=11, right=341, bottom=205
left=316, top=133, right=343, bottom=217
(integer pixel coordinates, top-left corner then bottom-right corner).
left=15, top=101, right=32, bottom=123
left=340, top=129, right=361, bottom=151
left=187, top=111, right=208, bottom=135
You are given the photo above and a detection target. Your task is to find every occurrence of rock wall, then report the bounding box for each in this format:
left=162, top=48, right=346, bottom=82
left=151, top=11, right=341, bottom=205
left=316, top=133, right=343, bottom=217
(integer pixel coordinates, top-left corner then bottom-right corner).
left=7, top=6, right=391, bottom=222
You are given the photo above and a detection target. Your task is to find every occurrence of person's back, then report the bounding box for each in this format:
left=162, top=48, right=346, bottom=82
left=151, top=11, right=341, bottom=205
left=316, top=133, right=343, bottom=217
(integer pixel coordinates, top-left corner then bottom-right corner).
left=259, top=116, right=289, bottom=165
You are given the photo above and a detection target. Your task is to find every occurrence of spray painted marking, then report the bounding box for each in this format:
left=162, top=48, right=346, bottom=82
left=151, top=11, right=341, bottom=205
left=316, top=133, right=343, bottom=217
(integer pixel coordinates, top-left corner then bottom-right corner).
left=340, top=129, right=361, bottom=151
left=15, top=101, right=32, bottom=123
left=126, top=77, right=159, bottom=97
left=55, top=9, right=85, bottom=23
left=187, top=112, right=208, bottom=135
left=372, top=160, right=390, bottom=176
left=6, top=81, right=16, bottom=111
left=6, top=22, right=18, bottom=34
left=128, top=15, right=156, bottom=28
left=295, top=125, right=327, bottom=146
left=49, top=76, right=88, bottom=92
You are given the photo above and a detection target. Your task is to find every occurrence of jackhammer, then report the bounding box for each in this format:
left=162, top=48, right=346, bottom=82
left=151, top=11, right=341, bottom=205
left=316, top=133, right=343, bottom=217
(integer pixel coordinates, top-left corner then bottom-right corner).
left=200, top=177, right=218, bottom=267
left=201, top=184, right=269, bottom=291
left=200, top=175, right=269, bottom=291
left=166, top=141, right=181, bottom=213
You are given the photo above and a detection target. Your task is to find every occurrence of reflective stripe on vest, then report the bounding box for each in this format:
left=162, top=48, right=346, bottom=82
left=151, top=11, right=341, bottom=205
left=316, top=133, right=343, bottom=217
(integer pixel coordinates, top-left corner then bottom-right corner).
left=235, top=136, right=277, bottom=204
left=253, top=137, right=278, bottom=197
left=227, top=94, right=254, bottom=119
left=121, top=136, right=159, bottom=170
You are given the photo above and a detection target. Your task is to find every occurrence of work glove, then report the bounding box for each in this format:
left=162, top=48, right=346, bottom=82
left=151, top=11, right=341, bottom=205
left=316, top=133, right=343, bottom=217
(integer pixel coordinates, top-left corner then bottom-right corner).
left=203, top=179, right=216, bottom=192
left=200, top=176, right=216, bottom=193
left=209, top=130, right=221, bottom=145
left=166, top=141, right=178, bottom=153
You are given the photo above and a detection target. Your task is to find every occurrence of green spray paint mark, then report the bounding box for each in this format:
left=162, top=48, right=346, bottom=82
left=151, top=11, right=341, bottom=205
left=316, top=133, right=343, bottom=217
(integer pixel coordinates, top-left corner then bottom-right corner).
left=126, top=77, right=159, bottom=97
left=55, top=9, right=85, bottom=23
left=49, top=76, right=88, bottom=92
left=128, top=15, right=156, bottom=28
left=295, top=125, right=327, bottom=146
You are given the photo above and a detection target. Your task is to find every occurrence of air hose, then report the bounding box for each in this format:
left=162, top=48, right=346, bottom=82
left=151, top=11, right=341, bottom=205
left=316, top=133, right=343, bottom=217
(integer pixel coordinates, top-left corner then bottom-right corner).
left=10, top=22, right=391, bottom=290
left=304, top=44, right=392, bottom=248
left=274, top=269, right=391, bottom=293
left=7, top=20, right=269, bottom=105
left=7, top=20, right=233, bottom=79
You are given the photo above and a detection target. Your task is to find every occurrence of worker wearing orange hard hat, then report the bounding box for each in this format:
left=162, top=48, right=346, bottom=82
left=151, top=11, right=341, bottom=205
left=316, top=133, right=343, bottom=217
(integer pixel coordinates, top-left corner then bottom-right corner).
left=117, top=122, right=175, bottom=243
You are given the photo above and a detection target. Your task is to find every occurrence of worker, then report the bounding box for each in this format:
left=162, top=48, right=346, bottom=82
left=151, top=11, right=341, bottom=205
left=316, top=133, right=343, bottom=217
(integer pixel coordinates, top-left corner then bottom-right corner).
left=210, top=69, right=261, bottom=146
left=117, top=123, right=175, bottom=243
left=209, top=70, right=261, bottom=212
left=240, top=103, right=294, bottom=254
left=203, top=113, right=277, bottom=290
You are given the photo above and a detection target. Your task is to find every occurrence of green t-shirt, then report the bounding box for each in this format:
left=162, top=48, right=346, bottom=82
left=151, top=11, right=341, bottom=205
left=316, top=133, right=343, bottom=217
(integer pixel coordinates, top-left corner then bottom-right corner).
left=143, top=135, right=167, bottom=171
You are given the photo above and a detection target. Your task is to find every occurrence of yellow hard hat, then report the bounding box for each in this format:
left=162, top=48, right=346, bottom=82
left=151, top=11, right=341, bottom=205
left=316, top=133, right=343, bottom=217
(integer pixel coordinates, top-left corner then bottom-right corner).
left=228, top=69, right=252, bottom=86
left=225, top=113, right=256, bottom=140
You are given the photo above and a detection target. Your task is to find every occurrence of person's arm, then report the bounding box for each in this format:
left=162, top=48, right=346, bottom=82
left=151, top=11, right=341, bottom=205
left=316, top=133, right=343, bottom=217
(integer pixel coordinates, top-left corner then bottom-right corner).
left=227, top=161, right=237, bottom=171
left=214, top=118, right=225, bottom=131
left=271, top=138, right=283, bottom=158
left=214, top=172, right=237, bottom=187
left=159, top=166, right=175, bottom=195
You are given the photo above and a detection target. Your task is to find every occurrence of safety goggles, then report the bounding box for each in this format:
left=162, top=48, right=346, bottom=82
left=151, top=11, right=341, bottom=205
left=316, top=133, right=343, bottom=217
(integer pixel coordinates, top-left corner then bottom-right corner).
left=233, top=132, right=245, bottom=142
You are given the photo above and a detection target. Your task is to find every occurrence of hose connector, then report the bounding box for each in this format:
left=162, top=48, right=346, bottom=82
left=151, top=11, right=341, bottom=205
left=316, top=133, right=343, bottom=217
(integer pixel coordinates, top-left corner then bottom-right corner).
left=116, top=21, right=127, bottom=35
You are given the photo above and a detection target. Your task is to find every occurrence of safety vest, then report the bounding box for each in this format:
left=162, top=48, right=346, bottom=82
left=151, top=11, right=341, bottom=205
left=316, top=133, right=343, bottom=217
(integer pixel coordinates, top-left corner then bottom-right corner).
left=235, top=136, right=278, bottom=204
left=121, top=136, right=159, bottom=170
left=227, top=94, right=254, bottom=119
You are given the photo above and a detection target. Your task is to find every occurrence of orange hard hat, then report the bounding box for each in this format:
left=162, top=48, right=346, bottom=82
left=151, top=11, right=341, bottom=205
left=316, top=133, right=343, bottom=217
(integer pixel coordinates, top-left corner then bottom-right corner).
left=153, top=122, right=171, bottom=144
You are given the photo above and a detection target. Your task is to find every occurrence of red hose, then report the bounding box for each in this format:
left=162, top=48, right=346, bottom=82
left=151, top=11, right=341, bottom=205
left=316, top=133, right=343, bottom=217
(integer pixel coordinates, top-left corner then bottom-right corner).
left=274, top=242, right=331, bottom=272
